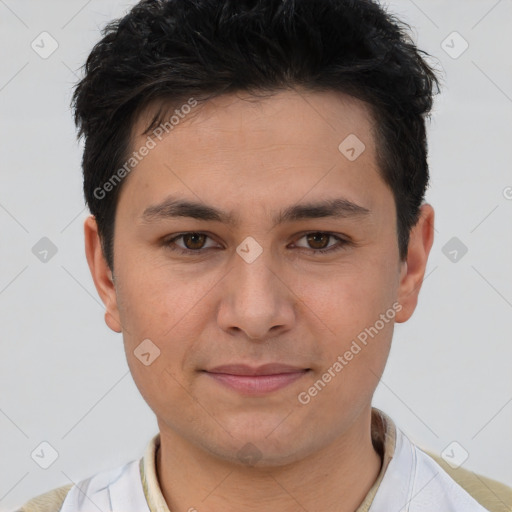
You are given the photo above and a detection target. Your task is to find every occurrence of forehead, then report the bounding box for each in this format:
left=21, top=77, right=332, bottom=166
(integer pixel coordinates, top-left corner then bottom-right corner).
left=133, top=89, right=377, bottom=151
left=118, top=89, right=390, bottom=225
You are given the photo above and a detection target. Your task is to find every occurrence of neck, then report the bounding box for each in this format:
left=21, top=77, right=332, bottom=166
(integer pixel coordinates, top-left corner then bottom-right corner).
left=155, top=407, right=383, bottom=512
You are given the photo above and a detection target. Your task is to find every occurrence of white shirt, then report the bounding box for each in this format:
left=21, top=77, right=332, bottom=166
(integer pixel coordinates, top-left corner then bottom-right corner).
left=57, top=414, right=491, bottom=512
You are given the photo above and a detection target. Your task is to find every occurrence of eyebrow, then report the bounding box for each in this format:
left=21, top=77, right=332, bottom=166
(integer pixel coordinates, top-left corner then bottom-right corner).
left=140, top=196, right=371, bottom=227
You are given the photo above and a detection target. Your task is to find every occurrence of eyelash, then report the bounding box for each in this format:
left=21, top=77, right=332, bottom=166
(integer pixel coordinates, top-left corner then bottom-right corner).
left=162, top=232, right=351, bottom=256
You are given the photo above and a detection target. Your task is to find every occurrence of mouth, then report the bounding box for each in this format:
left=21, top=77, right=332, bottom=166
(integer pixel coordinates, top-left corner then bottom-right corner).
left=202, top=364, right=311, bottom=394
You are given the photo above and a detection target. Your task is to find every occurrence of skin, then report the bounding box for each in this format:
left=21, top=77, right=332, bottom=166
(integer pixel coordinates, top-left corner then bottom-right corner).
left=85, top=89, right=434, bottom=512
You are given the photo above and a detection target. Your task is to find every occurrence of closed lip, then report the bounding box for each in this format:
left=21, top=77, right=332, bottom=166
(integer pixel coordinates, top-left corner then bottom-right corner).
left=204, top=364, right=310, bottom=376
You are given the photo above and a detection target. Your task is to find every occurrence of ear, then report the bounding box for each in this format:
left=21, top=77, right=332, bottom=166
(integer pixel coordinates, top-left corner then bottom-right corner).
left=395, top=203, right=435, bottom=323
left=84, top=215, right=122, bottom=333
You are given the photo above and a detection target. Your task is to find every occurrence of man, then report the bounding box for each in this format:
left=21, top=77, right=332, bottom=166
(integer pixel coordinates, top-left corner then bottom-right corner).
left=15, top=0, right=512, bottom=511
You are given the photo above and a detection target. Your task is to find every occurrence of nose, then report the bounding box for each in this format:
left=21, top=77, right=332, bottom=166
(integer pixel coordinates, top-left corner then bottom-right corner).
left=216, top=247, right=296, bottom=342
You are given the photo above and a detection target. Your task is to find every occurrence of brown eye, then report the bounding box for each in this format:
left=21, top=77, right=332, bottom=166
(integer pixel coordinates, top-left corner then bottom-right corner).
left=294, top=232, right=350, bottom=255
left=164, top=231, right=349, bottom=256
left=181, top=233, right=207, bottom=250
left=306, top=232, right=331, bottom=250
left=164, top=232, right=217, bottom=254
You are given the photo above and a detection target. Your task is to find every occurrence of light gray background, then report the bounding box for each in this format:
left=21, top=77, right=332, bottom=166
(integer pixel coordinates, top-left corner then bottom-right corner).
left=1, top=0, right=511, bottom=509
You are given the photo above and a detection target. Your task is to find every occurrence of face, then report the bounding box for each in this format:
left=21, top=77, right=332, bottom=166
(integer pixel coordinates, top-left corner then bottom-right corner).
left=85, top=89, right=433, bottom=466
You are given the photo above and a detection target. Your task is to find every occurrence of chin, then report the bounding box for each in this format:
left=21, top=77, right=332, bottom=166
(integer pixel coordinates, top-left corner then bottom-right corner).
left=202, top=416, right=320, bottom=468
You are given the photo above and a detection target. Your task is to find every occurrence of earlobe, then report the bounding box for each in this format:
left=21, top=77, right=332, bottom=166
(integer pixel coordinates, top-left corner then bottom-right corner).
left=395, top=203, right=435, bottom=324
left=104, top=307, right=123, bottom=333
left=84, top=215, right=122, bottom=333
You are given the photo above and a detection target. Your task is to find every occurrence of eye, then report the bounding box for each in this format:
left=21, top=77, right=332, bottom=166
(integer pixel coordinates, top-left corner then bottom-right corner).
left=292, top=232, right=350, bottom=254
left=164, top=232, right=219, bottom=253
left=163, top=231, right=350, bottom=256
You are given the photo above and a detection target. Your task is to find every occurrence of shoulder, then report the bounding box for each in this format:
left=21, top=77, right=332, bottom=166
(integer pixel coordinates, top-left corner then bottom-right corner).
left=371, top=418, right=509, bottom=512
left=14, top=484, right=73, bottom=512
left=15, top=459, right=148, bottom=512
left=13, top=439, right=156, bottom=512
left=422, top=449, right=512, bottom=512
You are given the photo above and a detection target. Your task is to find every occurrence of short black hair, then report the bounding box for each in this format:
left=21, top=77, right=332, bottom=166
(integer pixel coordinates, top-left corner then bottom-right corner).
left=72, top=0, right=440, bottom=271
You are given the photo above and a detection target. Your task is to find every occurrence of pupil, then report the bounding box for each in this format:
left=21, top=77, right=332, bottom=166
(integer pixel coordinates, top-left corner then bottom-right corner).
left=186, top=233, right=204, bottom=249
left=308, top=233, right=328, bottom=249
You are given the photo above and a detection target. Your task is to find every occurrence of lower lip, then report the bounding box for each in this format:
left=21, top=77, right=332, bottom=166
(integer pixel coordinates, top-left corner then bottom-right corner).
left=205, top=371, right=309, bottom=394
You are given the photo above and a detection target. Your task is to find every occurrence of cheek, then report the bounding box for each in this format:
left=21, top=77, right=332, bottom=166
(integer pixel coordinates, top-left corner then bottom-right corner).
left=292, top=258, right=397, bottom=386
left=114, top=256, right=219, bottom=343
left=114, top=257, right=231, bottom=412
left=296, top=276, right=395, bottom=417
left=294, top=258, right=397, bottom=335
